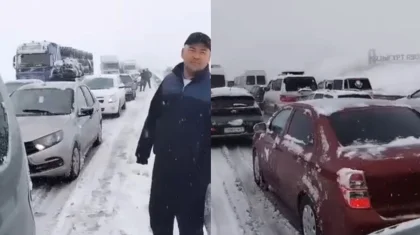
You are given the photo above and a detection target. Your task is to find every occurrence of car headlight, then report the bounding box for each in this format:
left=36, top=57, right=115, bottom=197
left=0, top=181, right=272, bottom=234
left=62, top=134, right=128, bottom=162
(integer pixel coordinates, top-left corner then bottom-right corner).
left=33, top=130, right=63, bottom=151
left=108, top=94, right=117, bottom=103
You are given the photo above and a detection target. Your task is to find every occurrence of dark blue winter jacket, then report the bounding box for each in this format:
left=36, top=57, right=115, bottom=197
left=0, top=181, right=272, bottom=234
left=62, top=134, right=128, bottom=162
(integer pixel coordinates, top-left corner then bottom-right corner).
left=136, top=62, right=211, bottom=190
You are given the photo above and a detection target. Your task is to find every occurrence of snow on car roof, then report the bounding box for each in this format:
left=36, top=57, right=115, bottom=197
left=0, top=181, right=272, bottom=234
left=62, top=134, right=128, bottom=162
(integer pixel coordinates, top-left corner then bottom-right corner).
left=211, top=87, right=252, bottom=97
left=297, top=98, right=410, bottom=116
left=84, top=74, right=119, bottom=80
left=6, top=79, right=43, bottom=84
left=314, top=89, right=371, bottom=97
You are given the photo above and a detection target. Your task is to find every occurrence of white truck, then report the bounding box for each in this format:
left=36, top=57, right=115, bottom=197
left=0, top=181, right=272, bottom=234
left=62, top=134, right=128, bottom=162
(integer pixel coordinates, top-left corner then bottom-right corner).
left=100, top=55, right=120, bottom=74
left=121, top=60, right=138, bottom=74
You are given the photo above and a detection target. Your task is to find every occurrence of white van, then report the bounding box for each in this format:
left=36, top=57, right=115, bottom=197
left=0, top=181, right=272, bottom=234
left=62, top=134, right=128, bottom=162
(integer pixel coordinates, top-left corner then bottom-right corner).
left=211, top=64, right=226, bottom=88
left=234, top=70, right=267, bottom=91
left=317, top=77, right=373, bottom=95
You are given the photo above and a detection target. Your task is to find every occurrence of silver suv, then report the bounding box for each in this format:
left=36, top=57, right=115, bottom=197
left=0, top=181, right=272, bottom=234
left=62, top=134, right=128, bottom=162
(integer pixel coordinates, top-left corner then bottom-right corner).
left=0, top=75, right=36, bottom=234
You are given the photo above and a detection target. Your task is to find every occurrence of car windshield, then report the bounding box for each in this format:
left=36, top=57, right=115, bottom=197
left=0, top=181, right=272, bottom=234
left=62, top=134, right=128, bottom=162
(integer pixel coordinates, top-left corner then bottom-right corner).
left=119, top=75, right=133, bottom=84
left=5, top=82, right=27, bottom=95
left=85, top=77, right=114, bottom=90
left=103, top=63, right=119, bottom=69
left=211, top=75, right=226, bottom=88
left=329, top=107, right=420, bottom=146
left=211, top=96, right=255, bottom=109
left=18, top=53, right=50, bottom=67
left=11, top=88, right=74, bottom=116
left=284, top=77, right=318, bottom=91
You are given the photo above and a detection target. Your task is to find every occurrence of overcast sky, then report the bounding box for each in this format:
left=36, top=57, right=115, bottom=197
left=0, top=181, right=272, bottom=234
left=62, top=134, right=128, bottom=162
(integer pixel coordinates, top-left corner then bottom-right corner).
left=212, top=0, right=420, bottom=80
left=0, top=0, right=210, bottom=81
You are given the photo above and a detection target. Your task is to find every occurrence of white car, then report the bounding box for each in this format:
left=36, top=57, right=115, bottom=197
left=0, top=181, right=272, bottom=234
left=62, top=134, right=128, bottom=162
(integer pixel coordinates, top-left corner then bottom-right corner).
left=84, top=75, right=126, bottom=117
left=306, top=89, right=373, bottom=100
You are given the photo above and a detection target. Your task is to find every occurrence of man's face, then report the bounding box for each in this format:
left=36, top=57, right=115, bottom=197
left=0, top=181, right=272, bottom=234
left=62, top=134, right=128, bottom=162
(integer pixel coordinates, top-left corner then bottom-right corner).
left=182, top=43, right=211, bottom=72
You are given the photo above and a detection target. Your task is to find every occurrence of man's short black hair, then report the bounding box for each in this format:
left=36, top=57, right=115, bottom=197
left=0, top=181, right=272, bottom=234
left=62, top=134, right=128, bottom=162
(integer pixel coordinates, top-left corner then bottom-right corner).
left=184, top=32, right=211, bottom=51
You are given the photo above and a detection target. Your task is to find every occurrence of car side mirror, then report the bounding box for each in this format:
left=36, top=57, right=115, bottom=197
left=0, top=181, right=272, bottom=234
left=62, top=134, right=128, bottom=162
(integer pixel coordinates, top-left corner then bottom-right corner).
left=118, top=84, right=125, bottom=88
left=263, top=87, right=270, bottom=92
left=78, top=107, right=94, bottom=116
left=253, top=122, right=267, bottom=133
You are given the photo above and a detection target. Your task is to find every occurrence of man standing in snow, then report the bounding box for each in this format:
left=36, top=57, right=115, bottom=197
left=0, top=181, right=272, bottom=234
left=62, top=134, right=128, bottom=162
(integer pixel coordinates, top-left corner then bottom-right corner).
left=135, top=32, right=211, bottom=235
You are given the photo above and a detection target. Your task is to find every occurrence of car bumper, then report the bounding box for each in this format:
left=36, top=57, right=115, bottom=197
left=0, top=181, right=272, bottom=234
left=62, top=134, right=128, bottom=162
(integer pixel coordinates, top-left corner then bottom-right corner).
left=27, top=140, right=73, bottom=177
left=211, top=116, right=262, bottom=138
left=100, top=101, right=120, bottom=114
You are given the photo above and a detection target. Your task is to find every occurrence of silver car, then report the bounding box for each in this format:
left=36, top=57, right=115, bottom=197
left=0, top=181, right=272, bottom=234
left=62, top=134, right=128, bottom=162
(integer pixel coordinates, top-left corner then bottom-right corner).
left=10, top=81, right=102, bottom=180
left=0, top=75, right=36, bottom=234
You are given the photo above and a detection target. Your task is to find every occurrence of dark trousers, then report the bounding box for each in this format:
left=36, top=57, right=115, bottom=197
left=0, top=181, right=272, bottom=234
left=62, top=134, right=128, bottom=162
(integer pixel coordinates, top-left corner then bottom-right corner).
left=146, top=79, right=151, bottom=88
left=149, top=178, right=206, bottom=235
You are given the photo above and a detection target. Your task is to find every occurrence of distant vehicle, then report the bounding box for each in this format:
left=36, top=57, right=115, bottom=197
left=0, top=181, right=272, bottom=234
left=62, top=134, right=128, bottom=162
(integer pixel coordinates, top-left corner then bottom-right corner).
left=317, top=77, right=373, bottom=95
left=306, top=89, right=372, bottom=100
left=100, top=55, right=120, bottom=74
left=10, top=82, right=102, bottom=180
left=84, top=75, right=126, bottom=117
left=253, top=98, right=420, bottom=235
left=234, top=70, right=267, bottom=91
left=211, top=87, right=262, bottom=138
left=249, top=85, right=266, bottom=108
left=119, top=74, right=137, bottom=101
left=13, top=41, right=93, bottom=81
left=5, top=79, right=43, bottom=96
left=395, top=88, right=420, bottom=111
left=262, top=71, right=317, bottom=114
left=211, top=64, right=226, bottom=88
left=0, top=74, right=36, bottom=235
left=121, top=60, right=137, bottom=74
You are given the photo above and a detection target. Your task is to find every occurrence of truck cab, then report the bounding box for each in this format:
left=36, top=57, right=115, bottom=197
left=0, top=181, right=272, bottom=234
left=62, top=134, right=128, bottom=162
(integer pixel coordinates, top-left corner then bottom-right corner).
left=101, top=55, right=120, bottom=74
left=14, top=41, right=60, bottom=81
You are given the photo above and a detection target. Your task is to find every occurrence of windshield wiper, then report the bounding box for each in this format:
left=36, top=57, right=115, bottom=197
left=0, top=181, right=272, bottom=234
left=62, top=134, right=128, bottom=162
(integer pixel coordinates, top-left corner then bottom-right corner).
left=22, top=109, right=53, bottom=114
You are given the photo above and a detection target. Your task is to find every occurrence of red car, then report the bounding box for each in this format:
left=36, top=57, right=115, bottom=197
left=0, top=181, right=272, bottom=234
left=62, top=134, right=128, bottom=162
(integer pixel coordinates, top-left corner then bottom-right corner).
left=252, top=98, right=420, bottom=235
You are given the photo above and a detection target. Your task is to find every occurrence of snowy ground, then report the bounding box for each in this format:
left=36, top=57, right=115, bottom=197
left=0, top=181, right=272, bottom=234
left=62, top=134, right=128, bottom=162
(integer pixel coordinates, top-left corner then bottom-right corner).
left=31, top=86, right=207, bottom=235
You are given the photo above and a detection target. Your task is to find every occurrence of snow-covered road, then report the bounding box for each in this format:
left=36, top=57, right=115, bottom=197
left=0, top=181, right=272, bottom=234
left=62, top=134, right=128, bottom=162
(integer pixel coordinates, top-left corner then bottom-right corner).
left=211, top=139, right=301, bottom=235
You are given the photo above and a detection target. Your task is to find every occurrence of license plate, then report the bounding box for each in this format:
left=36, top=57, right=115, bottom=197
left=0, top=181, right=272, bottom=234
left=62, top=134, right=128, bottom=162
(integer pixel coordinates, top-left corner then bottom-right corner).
left=224, top=127, right=245, bottom=133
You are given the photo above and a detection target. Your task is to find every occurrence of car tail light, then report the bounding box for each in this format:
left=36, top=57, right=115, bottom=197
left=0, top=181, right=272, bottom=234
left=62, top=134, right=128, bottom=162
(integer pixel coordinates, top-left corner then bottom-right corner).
left=211, top=127, right=216, bottom=132
left=280, top=95, right=297, bottom=102
left=337, top=170, right=371, bottom=209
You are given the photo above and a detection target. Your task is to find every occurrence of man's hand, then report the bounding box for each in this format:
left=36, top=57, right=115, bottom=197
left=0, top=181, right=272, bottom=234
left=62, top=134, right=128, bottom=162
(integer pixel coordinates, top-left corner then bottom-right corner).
left=136, top=153, right=148, bottom=165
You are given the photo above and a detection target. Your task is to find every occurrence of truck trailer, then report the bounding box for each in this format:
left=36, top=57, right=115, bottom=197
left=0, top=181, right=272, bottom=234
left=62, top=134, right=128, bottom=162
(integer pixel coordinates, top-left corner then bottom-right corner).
left=100, top=55, right=120, bottom=74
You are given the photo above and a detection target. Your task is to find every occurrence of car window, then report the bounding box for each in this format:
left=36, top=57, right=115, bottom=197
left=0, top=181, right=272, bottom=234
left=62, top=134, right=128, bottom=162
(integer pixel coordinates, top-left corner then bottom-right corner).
left=0, top=94, right=8, bottom=163
left=287, top=109, right=314, bottom=145
left=272, top=79, right=282, bottom=91
left=333, top=80, right=343, bottom=90
left=246, top=76, right=255, bottom=85
left=411, top=90, right=420, bottom=99
left=329, top=107, right=420, bottom=146
left=314, top=93, right=324, bottom=99
left=270, top=108, right=292, bottom=134
left=85, top=77, right=114, bottom=90
left=324, top=94, right=333, bottom=98
left=80, top=86, right=94, bottom=106
left=75, top=87, right=88, bottom=108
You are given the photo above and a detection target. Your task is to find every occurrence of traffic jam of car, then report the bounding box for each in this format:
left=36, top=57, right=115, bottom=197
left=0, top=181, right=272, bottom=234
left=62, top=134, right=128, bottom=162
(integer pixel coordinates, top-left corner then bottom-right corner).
left=211, top=64, right=420, bottom=235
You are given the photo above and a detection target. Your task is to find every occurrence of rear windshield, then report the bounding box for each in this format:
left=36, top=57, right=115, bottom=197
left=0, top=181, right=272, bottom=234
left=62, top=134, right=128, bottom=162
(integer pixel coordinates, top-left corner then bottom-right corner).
left=284, top=77, right=317, bottom=91
left=211, top=96, right=255, bottom=109
left=346, top=78, right=372, bottom=90
left=338, top=94, right=372, bottom=99
left=211, top=75, right=226, bottom=88
left=246, top=76, right=255, bottom=85
left=329, top=107, right=420, bottom=146
left=245, top=75, right=266, bottom=85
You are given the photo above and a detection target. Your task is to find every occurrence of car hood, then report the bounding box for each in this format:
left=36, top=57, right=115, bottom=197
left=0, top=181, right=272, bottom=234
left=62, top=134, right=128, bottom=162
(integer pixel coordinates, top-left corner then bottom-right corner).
left=90, top=88, right=117, bottom=97
left=17, top=115, right=71, bottom=142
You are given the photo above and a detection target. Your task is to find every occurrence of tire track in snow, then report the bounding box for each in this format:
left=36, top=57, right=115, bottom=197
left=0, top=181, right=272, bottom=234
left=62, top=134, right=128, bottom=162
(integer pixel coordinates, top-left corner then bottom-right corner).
left=223, top=145, right=300, bottom=235
left=34, top=91, right=151, bottom=235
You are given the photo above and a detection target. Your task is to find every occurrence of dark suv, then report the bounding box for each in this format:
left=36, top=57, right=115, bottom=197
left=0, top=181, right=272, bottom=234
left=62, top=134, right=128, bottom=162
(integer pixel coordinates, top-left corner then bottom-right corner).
left=0, top=75, right=36, bottom=234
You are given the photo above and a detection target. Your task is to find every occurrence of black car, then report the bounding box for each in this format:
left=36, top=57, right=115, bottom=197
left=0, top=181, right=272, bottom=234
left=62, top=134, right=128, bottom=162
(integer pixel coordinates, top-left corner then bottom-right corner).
left=249, top=85, right=265, bottom=108
left=119, top=74, right=137, bottom=101
left=211, top=87, right=263, bottom=138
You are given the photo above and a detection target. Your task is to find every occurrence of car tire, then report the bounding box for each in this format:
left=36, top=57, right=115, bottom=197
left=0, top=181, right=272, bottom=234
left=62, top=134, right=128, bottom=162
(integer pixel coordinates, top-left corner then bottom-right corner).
left=66, top=145, right=81, bottom=181
left=252, top=149, right=268, bottom=191
left=299, top=195, right=321, bottom=235
left=94, top=121, right=103, bottom=146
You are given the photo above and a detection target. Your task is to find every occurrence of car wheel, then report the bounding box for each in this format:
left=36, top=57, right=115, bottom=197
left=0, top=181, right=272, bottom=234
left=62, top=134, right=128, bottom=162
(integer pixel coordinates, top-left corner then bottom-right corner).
left=66, top=145, right=81, bottom=181
left=300, top=195, right=321, bottom=235
left=94, top=121, right=103, bottom=146
left=253, top=149, right=268, bottom=191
